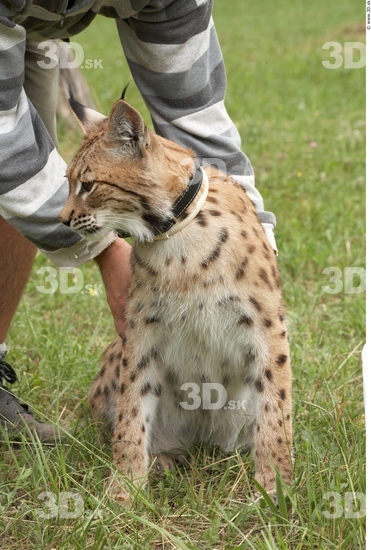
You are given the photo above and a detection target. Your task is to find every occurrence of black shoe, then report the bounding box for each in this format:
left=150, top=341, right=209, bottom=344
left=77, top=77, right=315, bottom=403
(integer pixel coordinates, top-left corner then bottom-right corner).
left=0, top=358, right=64, bottom=444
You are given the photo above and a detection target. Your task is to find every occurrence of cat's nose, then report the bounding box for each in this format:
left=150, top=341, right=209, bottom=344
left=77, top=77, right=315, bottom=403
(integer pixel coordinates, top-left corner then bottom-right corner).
left=59, top=208, right=75, bottom=226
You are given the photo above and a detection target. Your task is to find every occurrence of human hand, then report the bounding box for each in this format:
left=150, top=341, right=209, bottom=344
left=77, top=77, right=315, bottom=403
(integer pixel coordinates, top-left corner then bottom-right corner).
left=95, top=238, right=131, bottom=338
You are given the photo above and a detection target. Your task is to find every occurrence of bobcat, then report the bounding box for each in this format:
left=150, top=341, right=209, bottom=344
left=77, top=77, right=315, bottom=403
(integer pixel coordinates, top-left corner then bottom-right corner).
left=59, top=96, right=293, bottom=503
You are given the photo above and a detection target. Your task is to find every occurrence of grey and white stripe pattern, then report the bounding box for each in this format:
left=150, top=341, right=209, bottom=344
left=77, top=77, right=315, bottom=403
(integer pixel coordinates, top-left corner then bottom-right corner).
left=0, top=18, right=80, bottom=250
left=0, top=0, right=275, bottom=267
left=0, top=11, right=116, bottom=265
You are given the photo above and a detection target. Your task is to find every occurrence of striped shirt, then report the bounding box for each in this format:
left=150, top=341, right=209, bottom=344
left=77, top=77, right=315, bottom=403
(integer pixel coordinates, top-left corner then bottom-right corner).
left=0, top=0, right=276, bottom=266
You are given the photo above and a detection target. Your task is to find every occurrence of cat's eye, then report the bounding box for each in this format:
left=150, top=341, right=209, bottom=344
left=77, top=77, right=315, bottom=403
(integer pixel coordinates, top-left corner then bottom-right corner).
left=81, top=180, right=95, bottom=193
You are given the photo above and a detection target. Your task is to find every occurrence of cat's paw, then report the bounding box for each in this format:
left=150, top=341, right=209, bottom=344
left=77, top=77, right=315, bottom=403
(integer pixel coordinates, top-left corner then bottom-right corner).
left=105, top=475, right=133, bottom=506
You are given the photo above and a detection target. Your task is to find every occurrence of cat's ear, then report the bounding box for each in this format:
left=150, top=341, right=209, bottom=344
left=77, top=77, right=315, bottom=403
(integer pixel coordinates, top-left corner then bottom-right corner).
left=69, top=92, right=107, bottom=136
left=106, top=100, right=147, bottom=149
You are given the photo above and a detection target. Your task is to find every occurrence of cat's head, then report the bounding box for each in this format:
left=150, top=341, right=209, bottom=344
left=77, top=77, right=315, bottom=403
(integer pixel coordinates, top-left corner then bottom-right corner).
left=59, top=96, right=194, bottom=242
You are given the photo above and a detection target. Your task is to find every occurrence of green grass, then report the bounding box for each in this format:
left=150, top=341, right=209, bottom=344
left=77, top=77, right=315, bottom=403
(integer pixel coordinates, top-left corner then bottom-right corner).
left=0, top=0, right=365, bottom=548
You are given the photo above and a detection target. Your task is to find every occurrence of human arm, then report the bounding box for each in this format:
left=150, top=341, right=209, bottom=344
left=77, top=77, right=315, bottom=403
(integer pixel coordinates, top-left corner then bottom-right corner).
left=0, top=8, right=128, bottom=335
left=95, top=238, right=131, bottom=339
left=0, top=9, right=116, bottom=266
left=115, top=0, right=277, bottom=250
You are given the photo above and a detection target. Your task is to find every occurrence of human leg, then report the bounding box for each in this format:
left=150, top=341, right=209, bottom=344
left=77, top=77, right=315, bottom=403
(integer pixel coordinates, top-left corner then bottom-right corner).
left=23, top=39, right=60, bottom=147
left=0, top=219, right=37, bottom=344
left=0, top=40, right=61, bottom=441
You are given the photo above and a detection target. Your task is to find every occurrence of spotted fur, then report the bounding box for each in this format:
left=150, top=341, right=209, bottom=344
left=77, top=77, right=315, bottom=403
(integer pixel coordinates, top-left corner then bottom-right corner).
left=60, top=99, right=293, bottom=503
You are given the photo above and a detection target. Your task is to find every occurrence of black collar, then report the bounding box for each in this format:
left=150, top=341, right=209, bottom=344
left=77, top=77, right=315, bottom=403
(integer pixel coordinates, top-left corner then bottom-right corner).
left=117, top=159, right=204, bottom=240
left=153, top=158, right=203, bottom=236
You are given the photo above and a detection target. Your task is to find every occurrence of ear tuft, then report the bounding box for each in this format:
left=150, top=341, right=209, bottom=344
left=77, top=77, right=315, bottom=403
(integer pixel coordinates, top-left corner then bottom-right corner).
left=120, top=82, right=130, bottom=100
left=106, top=100, right=146, bottom=148
left=68, top=92, right=107, bottom=136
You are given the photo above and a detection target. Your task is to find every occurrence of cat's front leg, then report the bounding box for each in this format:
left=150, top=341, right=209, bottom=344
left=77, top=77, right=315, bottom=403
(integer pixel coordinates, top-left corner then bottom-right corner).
left=108, top=341, right=162, bottom=504
left=253, top=343, right=293, bottom=501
